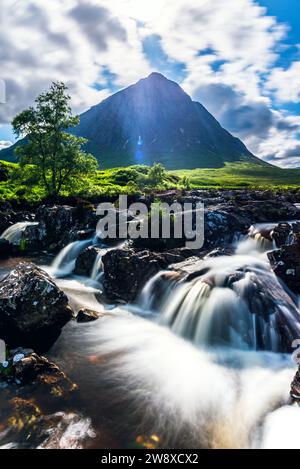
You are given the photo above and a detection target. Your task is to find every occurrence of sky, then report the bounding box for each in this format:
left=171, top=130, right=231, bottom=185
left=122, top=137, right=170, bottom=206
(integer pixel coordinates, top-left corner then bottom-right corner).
left=0, top=0, right=300, bottom=168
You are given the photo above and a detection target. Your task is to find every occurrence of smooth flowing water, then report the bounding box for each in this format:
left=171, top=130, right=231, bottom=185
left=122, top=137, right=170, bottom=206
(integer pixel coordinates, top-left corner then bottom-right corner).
left=0, top=222, right=38, bottom=245
left=1, top=222, right=300, bottom=448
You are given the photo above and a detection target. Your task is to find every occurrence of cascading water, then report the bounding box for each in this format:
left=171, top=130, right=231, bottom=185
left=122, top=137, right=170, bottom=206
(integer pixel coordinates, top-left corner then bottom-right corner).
left=91, top=251, right=104, bottom=281
left=46, top=223, right=300, bottom=448
left=0, top=222, right=38, bottom=245
left=154, top=254, right=300, bottom=352
left=2, top=218, right=297, bottom=448
left=50, top=239, right=93, bottom=277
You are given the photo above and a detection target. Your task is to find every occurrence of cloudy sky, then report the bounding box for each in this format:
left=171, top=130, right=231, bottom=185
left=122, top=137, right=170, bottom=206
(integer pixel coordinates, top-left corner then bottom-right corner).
left=1, top=0, right=300, bottom=167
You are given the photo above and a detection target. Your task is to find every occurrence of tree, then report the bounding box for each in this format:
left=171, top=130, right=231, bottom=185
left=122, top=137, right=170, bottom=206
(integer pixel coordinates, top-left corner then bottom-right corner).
left=12, top=82, right=98, bottom=197
left=147, top=163, right=166, bottom=187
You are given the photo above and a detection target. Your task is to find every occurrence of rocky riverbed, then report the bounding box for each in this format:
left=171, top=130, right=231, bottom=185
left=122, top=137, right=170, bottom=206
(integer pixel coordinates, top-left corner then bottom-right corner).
left=0, top=189, right=300, bottom=449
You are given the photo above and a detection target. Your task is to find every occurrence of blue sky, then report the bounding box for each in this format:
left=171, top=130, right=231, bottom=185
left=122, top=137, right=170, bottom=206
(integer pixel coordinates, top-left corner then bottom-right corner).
left=1, top=0, right=300, bottom=167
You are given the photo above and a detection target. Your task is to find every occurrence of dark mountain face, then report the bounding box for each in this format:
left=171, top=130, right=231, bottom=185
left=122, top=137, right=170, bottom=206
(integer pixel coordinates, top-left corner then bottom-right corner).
left=0, top=72, right=263, bottom=169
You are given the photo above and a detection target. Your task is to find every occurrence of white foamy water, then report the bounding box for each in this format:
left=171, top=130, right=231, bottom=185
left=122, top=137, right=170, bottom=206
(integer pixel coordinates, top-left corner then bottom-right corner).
left=0, top=222, right=38, bottom=245
left=50, top=239, right=93, bottom=277
left=54, top=313, right=295, bottom=448
left=43, top=222, right=300, bottom=448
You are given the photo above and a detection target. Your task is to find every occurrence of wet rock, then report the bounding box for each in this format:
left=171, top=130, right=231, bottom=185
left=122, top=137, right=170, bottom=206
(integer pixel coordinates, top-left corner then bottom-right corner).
left=268, top=223, right=300, bottom=295
left=76, top=309, right=101, bottom=323
left=21, top=223, right=43, bottom=251
left=237, top=200, right=300, bottom=223
left=0, top=348, right=76, bottom=394
left=102, top=248, right=169, bottom=302
left=291, top=367, right=300, bottom=401
left=204, top=246, right=235, bottom=258
left=169, top=257, right=205, bottom=277
left=0, top=397, right=94, bottom=449
left=0, top=211, right=13, bottom=235
left=271, top=223, right=292, bottom=248
left=75, top=229, right=95, bottom=241
left=35, top=205, right=77, bottom=247
left=74, top=246, right=104, bottom=277
left=37, top=412, right=95, bottom=449
left=204, top=209, right=250, bottom=248
left=0, top=263, right=73, bottom=350
left=0, top=238, right=12, bottom=258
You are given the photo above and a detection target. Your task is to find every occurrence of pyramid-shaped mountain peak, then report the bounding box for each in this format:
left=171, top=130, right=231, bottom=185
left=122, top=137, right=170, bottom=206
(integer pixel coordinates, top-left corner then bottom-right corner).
left=0, top=73, right=263, bottom=169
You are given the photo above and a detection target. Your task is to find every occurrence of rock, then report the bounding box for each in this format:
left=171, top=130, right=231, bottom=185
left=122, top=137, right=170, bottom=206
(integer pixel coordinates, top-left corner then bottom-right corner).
left=0, top=348, right=76, bottom=394
left=74, top=246, right=104, bottom=277
left=169, top=257, right=205, bottom=276
left=35, top=205, right=77, bottom=247
left=75, top=229, right=96, bottom=241
left=76, top=309, right=101, bottom=323
left=291, top=367, right=300, bottom=401
left=238, top=200, right=300, bottom=223
left=102, top=248, right=169, bottom=302
left=204, top=208, right=250, bottom=248
left=31, top=204, right=98, bottom=250
left=0, top=263, right=73, bottom=350
left=21, top=223, right=43, bottom=251
left=0, top=211, right=14, bottom=235
left=0, top=238, right=12, bottom=258
left=268, top=244, right=300, bottom=295
left=0, top=398, right=93, bottom=449
left=204, top=246, right=235, bottom=258
left=271, top=223, right=292, bottom=248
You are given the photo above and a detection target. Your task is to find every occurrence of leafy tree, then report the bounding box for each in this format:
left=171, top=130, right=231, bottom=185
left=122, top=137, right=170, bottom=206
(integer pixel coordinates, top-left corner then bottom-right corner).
left=181, top=175, right=191, bottom=190
left=12, top=82, right=98, bottom=197
left=146, top=163, right=166, bottom=187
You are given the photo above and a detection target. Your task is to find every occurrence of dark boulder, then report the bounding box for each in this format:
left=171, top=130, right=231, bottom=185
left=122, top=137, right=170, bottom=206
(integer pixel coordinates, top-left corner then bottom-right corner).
left=0, top=238, right=12, bottom=258
left=268, top=245, right=300, bottom=295
left=102, top=248, right=169, bottom=303
left=0, top=347, right=76, bottom=394
left=0, top=211, right=13, bottom=236
left=204, top=208, right=250, bottom=248
left=74, top=246, right=104, bottom=277
left=35, top=205, right=77, bottom=247
left=271, top=223, right=292, bottom=248
left=0, top=263, right=73, bottom=350
left=291, top=366, right=300, bottom=401
left=76, top=309, right=101, bottom=323
left=0, top=398, right=94, bottom=449
left=238, top=200, right=300, bottom=223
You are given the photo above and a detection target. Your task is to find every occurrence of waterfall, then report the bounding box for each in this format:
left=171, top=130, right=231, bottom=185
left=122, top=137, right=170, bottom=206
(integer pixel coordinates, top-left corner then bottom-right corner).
left=91, top=251, right=104, bottom=282
left=51, top=239, right=93, bottom=277
left=0, top=222, right=38, bottom=245
left=138, top=231, right=300, bottom=352
left=137, top=271, right=181, bottom=313
left=52, top=313, right=295, bottom=448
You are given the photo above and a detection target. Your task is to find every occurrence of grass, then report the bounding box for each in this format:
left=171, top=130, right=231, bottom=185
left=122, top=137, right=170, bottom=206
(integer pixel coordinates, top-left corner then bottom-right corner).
left=0, top=160, right=299, bottom=204
left=171, top=162, right=300, bottom=189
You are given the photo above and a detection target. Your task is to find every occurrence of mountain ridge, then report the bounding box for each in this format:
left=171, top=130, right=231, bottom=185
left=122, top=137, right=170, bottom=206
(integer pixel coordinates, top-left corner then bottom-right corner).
left=0, top=72, right=268, bottom=169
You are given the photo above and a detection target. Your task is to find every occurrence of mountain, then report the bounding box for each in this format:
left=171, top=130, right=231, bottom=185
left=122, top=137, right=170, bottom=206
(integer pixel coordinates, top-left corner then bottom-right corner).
left=0, top=73, right=265, bottom=169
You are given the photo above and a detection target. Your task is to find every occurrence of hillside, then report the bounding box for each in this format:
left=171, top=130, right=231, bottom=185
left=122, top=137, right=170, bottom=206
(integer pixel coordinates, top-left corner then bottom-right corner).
left=0, top=73, right=267, bottom=170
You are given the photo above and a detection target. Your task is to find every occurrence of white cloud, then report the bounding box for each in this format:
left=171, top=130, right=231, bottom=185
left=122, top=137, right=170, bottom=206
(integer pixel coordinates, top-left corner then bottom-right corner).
left=0, top=140, right=12, bottom=150
left=1, top=0, right=300, bottom=167
left=266, top=61, right=300, bottom=103
left=0, top=0, right=150, bottom=123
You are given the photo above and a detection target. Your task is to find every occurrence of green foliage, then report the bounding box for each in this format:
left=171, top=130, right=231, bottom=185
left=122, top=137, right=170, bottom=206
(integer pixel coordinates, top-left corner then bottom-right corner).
left=12, top=82, right=98, bottom=197
left=181, top=175, right=191, bottom=190
left=147, top=163, right=166, bottom=187
left=0, top=160, right=299, bottom=203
